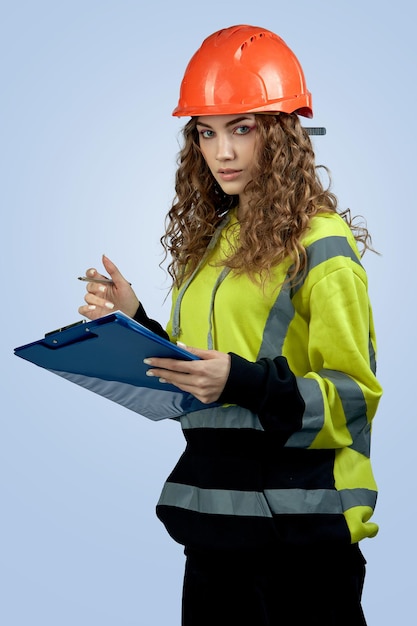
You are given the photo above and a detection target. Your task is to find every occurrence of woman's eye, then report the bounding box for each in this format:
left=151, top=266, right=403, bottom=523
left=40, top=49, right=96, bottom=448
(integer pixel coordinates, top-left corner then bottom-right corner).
left=235, top=125, right=252, bottom=135
left=200, top=129, right=214, bottom=139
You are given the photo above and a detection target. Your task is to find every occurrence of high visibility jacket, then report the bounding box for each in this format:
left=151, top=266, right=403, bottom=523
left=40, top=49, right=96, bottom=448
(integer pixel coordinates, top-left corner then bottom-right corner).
left=140, top=211, right=382, bottom=551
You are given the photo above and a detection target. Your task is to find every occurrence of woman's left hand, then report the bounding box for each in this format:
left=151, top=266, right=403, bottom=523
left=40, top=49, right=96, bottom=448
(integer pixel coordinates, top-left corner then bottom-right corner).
left=144, top=346, right=231, bottom=404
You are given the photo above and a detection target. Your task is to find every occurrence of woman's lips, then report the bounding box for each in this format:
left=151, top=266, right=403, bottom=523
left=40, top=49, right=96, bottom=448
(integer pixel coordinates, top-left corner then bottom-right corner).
left=218, top=169, right=242, bottom=181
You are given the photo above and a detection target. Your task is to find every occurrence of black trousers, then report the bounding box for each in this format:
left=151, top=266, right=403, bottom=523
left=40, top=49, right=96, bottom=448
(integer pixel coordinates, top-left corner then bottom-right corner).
left=182, top=543, right=367, bottom=626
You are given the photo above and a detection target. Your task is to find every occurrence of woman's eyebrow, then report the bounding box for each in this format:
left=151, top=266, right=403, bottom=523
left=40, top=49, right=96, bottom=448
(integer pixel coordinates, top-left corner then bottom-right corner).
left=196, top=116, right=253, bottom=129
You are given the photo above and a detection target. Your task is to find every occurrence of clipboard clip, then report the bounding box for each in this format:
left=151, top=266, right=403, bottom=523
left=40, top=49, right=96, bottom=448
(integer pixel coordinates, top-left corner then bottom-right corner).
left=44, top=319, right=98, bottom=348
left=45, top=319, right=86, bottom=337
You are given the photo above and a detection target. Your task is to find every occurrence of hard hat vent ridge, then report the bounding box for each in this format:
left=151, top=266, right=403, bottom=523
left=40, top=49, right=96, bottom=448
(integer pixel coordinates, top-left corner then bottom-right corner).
left=240, top=31, right=270, bottom=52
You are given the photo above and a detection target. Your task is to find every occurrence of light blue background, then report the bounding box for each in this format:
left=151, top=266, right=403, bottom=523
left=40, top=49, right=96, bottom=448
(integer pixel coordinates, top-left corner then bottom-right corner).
left=1, top=1, right=415, bottom=624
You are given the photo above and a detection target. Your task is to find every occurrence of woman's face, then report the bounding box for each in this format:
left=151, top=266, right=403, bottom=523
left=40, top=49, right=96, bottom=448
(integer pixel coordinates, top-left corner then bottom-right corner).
left=196, top=114, right=257, bottom=206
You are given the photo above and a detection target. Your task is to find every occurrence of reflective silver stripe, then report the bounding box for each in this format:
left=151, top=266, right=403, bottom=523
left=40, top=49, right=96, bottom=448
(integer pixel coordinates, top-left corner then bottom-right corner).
left=339, top=487, right=377, bottom=512
left=266, top=487, right=377, bottom=515
left=158, top=483, right=376, bottom=517
left=265, top=488, right=342, bottom=515
left=291, top=235, right=362, bottom=297
left=286, top=377, right=325, bottom=448
left=257, top=284, right=294, bottom=359
left=157, top=482, right=273, bottom=517
left=51, top=370, right=197, bottom=421
left=369, top=337, right=377, bottom=375
left=323, top=369, right=370, bottom=457
left=181, top=405, right=264, bottom=431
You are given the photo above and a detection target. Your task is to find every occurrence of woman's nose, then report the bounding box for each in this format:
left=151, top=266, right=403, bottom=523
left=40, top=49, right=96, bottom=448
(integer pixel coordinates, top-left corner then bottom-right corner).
left=216, top=135, right=234, bottom=161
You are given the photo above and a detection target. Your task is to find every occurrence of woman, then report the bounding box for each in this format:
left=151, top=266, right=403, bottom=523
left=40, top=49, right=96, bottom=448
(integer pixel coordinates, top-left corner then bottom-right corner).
left=79, top=25, right=382, bottom=626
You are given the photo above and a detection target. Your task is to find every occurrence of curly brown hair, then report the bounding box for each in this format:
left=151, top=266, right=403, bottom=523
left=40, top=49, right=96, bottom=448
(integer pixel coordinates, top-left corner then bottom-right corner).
left=161, top=113, right=373, bottom=288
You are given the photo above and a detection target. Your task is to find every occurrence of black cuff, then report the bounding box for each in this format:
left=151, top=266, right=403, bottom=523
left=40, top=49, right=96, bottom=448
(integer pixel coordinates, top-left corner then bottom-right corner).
left=133, top=304, right=169, bottom=340
left=218, top=352, right=304, bottom=438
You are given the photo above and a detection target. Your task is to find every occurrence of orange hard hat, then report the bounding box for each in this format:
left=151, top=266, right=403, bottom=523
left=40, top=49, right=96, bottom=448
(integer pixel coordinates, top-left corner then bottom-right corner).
left=173, top=25, right=313, bottom=118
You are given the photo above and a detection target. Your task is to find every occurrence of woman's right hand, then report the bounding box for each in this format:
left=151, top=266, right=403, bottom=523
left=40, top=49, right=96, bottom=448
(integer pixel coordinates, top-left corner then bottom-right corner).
left=78, top=255, right=140, bottom=320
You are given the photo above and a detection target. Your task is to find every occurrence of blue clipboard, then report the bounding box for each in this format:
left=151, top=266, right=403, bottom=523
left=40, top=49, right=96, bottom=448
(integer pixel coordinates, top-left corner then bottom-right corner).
left=14, top=311, right=216, bottom=420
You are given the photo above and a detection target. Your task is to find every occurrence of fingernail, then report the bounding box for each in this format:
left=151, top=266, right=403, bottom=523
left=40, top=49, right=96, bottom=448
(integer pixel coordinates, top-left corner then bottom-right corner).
left=145, top=370, right=154, bottom=376
left=98, top=285, right=106, bottom=293
left=159, top=378, right=167, bottom=383
left=143, top=358, right=152, bottom=365
left=88, top=305, right=96, bottom=310
left=105, top=302, right=114, bottom=309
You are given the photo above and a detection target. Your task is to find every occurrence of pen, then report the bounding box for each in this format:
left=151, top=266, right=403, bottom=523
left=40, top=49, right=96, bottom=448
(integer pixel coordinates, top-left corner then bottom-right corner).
left=78, top=276, right=132, bottom=286
left=78, top=276, right=114, bottom=285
